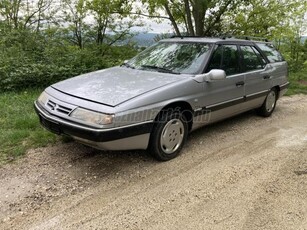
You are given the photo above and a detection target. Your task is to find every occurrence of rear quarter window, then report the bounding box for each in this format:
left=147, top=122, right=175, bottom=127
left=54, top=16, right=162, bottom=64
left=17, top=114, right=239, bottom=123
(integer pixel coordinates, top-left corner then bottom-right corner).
left=256, top=43, right=284, bottom=63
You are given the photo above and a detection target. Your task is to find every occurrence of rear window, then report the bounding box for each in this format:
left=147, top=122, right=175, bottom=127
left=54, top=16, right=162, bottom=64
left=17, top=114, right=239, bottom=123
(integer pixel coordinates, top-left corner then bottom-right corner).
left=256, top=43, right=284, bottom=63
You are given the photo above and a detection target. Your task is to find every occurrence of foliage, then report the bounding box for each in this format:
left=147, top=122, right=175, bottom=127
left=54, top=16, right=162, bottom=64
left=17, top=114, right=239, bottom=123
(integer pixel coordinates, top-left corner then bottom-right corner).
left=0, top=0, right=139, bottom=91
left=0, top=0, right=306, bottom=91
left=140, top=0, right=247, bottom=36
left=279, top=39, right=307, bottom=72
left=286, top=69, right=307, bottom=95
left=0, top=89, right=58, bottom=164
left=140, top=0, right=307, bottom=45
left=0, top=28, right=137, bottom=91
left=224, top=0, right=306, bottom=38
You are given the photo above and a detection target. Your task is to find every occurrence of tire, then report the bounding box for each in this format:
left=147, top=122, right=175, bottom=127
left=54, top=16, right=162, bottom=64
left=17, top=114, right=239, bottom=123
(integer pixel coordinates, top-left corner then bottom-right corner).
left=149, top=110, right=188, bottom=161
left=257, top=88, right=277, bottom=117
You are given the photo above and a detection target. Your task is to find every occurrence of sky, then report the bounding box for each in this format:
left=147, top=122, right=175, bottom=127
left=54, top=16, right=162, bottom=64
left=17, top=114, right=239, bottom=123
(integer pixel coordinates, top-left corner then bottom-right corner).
left=131, top=15, right=307, bottom=36
left=129, top=7, right=307, bottom=36
left=129, top=1, right=174, bottom=34
left=131, top=19, right=173, bottom=34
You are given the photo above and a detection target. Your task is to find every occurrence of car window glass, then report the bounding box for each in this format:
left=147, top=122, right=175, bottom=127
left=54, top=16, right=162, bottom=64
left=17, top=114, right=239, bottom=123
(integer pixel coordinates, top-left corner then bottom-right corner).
left=206, top=45, right=239, bottom=75
left=241, top=45, right=265, bottom=72
left=207, top=45, right=223, bottom=71
left=256, top=43, right=284, bottom=62
left=251, top=46, right=267, bottom=65
left=128, top=42, right=211, bottom=74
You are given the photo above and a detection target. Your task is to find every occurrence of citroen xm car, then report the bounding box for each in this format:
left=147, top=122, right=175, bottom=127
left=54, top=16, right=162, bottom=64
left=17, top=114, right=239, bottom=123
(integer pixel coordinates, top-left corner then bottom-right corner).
left=34, top=37, right=289, bottom=161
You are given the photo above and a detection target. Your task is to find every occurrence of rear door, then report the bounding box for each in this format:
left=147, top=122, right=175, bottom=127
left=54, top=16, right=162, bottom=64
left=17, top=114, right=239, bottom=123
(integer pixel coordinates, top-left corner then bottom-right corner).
left=239, top=45, right=272, bottom=109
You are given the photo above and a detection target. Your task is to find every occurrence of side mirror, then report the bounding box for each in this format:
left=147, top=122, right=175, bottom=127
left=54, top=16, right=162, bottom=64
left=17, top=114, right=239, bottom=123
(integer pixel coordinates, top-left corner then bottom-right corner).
left=194, top=69, right=226, bottom=83
left=205, top=69, right=226, bottom=81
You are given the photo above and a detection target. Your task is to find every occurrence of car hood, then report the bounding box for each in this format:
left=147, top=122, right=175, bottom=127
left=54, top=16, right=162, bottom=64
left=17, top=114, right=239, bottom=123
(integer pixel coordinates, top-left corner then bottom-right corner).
left=52, top=67, right=187, bottom=106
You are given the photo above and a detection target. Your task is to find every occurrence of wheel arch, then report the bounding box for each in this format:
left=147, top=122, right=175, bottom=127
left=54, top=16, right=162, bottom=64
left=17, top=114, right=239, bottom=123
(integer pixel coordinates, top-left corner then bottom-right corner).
left=154, top=101, right=194, bottom=131
left=272, top=85, right=281, bottom=99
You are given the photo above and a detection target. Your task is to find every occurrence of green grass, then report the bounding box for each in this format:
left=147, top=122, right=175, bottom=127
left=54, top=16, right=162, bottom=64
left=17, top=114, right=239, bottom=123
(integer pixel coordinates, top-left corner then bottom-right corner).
left=286, top=70, right=307, bottom=95
left=0, top=89, right=60, bottom=164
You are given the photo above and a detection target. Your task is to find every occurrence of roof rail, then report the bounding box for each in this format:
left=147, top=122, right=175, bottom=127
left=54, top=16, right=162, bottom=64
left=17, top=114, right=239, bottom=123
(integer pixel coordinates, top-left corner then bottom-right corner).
left=170, top=35, right=209, bottom=39
left=220, top=34, right=269, bottom=42
left=169, top=35, right=270, bottom=42
left=236, top=35, right=269, bottom=42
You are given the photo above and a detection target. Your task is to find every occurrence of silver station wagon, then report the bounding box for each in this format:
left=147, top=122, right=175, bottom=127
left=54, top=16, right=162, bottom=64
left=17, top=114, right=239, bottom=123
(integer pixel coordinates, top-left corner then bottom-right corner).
left=35, top=36, right=289, bottom=161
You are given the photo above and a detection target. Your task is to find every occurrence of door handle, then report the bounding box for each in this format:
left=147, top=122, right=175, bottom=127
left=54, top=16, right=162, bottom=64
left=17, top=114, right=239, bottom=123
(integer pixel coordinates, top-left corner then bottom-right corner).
left=263, top=75, right=271, bottom=79
left=236, top=81, right=245, bottom=87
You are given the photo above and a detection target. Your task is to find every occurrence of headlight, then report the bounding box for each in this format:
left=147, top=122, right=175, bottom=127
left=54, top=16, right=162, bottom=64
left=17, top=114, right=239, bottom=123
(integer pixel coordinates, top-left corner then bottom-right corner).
left=38, top=91, right=48, bottom=105
left=70, top=108, right=114, bottom=126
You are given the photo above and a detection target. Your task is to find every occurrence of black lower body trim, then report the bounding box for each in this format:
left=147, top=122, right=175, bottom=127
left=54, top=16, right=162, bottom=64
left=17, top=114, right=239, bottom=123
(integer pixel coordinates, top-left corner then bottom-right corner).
left=194, top=90, right=269, bottom=117
left=35, top=105, right=153, bottom=142
left=280, top=82, right=290, bottom=90
left=245, top=91, right=268, bottom=101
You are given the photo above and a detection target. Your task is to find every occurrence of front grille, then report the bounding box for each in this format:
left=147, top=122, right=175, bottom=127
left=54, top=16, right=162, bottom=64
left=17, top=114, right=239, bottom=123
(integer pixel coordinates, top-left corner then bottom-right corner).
left=57, top=105, right=72, bottom=115
left=46, top=100, right=56, bottom=110
left=46, top=99, right=73, bottom=115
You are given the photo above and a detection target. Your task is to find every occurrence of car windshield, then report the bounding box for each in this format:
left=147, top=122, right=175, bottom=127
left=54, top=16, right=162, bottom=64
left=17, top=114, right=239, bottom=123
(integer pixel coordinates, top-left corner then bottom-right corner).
left=127, top=42, right=211, bottom=74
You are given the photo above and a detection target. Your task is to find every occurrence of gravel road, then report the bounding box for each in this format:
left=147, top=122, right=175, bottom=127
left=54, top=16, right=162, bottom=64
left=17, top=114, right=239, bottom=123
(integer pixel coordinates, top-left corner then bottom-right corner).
left=1, top=95, right=307, bottom=230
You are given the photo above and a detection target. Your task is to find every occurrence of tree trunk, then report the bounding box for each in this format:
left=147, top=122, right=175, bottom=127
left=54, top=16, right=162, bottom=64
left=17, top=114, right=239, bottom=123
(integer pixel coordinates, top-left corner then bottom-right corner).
left=183, top=0, right=195, bottom=36
left=163, top=3, right=181, bottom=36
left=13, top=0, right=22, bottom=29
left=75, top=20, right=82, bottom=49
left=192, top=0, right=205, bottom=36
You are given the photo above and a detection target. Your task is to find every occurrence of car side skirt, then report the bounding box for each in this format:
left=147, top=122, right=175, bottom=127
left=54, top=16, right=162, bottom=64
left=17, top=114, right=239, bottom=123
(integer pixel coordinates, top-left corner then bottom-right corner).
left=191, top=90, right=269, bottom=131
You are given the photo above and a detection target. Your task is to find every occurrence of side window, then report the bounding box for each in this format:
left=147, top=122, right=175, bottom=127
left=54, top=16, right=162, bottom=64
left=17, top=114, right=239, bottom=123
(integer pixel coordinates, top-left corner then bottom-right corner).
left=256, top=43, right=284, bottom=63
left=207, top=45, right=239, bottom=75
left=207, top=45, right=223, bottom=70
left=241, top=46, right=266, bottom=72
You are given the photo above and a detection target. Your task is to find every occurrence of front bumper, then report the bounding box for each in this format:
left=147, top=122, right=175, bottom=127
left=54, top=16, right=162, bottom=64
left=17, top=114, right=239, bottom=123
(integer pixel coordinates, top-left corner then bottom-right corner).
left=34, top=101, right=153, bottom=150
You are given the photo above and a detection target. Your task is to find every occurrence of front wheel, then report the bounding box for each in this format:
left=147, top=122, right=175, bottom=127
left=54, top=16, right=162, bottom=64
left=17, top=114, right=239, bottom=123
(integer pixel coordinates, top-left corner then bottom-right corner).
left=149, top=111, right=188, bottom=161
left=257, top=88, right=277, bottom=117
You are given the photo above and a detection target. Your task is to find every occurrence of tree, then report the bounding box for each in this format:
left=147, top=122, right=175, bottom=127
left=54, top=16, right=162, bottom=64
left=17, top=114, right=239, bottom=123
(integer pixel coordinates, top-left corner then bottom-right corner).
left=88, top=0, right=133, bottom=45
left=62, top=0, right=88, bottom=49
left=224, top=0, right=306, bottom=39
left=0, top=0, right=55, bottom=32
left=222, top=0, right=306, bottom=70
left=0, top=0, right=23, bottom=30
left=139, top=0, right=246, bottom=36
left=138, top=0, right=307, bottom=39
left=24, top=0, right=55, bottom=32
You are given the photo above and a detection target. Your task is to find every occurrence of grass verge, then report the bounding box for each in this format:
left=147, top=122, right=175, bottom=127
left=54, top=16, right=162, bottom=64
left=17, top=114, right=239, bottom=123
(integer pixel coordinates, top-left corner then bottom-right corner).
left=0, top=89, right=60, bottom=165
left=286, top=70, right=307, bottom=95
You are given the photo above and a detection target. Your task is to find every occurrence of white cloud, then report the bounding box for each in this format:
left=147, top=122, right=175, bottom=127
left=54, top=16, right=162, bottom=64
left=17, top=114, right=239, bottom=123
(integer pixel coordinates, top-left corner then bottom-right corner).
left=131, top=19, right=173, bottom=33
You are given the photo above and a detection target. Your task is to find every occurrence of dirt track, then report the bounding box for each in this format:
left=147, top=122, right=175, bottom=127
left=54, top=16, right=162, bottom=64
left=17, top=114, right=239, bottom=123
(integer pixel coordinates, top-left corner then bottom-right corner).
left=1, top=95, right=307, bottom=230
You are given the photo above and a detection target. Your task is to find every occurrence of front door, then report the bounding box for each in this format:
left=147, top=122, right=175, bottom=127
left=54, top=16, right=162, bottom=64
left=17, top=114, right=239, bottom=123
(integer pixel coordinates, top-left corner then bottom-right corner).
left=194, top=44, right=246, bottom=127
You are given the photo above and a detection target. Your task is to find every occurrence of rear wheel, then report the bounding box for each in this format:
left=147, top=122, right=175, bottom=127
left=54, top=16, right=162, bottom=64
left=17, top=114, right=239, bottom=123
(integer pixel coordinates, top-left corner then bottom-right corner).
left=257, top=88, right=277, bottom=117
left=149, top=110, right=188, bottom=161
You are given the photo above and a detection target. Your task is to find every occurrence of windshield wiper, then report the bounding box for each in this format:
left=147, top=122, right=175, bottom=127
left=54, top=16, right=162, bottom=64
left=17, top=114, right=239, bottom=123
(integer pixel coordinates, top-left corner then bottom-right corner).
left=141, top=65, right=179, bottom=74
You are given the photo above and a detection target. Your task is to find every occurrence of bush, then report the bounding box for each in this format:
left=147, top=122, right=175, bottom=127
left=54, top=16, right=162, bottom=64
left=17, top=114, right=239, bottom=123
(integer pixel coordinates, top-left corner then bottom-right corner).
left=0, top=30, right=138, bottom=91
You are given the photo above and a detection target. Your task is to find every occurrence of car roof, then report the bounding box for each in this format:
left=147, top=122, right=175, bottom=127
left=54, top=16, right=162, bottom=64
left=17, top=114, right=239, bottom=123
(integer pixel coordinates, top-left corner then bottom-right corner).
left=161, top=37, right=271, bottom=45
